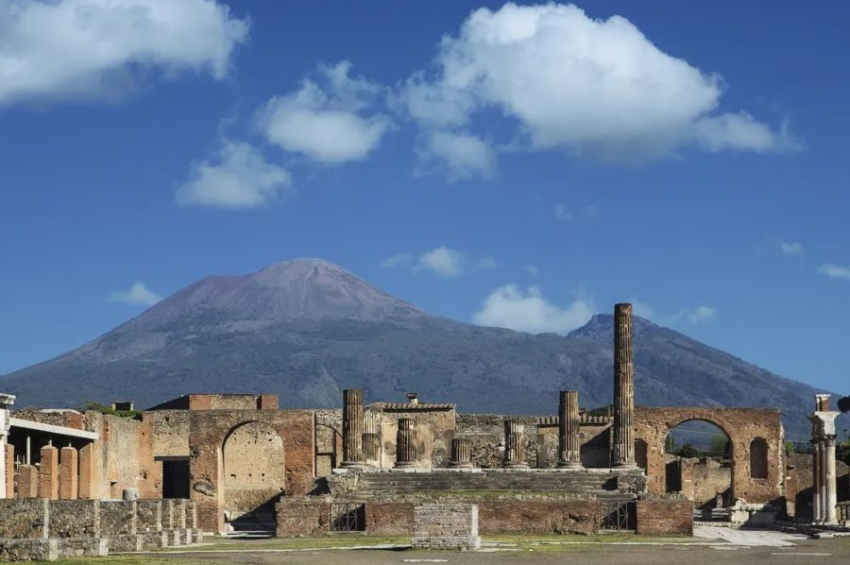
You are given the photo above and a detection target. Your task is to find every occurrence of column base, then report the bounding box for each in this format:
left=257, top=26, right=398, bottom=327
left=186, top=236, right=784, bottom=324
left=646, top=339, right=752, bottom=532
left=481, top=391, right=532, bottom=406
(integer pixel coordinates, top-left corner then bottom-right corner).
left=340, top=461, right=368, bottom=470
left=557, top=461, right=584, bottom=470
left=504, top=463, right=530, bottom=470
left=612, top=462, right=639, bottom=470
left=394, top=461, right=417, bottom=469
left=449, top=462, right=473, bottom=469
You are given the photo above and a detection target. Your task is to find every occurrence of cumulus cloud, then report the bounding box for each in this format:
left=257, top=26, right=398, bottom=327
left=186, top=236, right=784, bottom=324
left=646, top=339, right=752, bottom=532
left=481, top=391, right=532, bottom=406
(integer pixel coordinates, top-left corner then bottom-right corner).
left=780, top=241, right=804, bottom=257
left=381, top=253, right=414, bottom=268
left=819, top=263, right=850, bottom=281
left=473, top=285, right=594, bottom=334
left=629, top=299, right=655, bottom=321
left=398, top=3, right=797, bottom=165
left=259, top=61, right=392, bottom=164
left=177, top=139, right=292, bottom=209
left=667, top=305, right=717, bottom=325
left=417, top=130, right=496, bottom=181
left=109, top=282, right=162, bottom=306
left=0, top=0, right=249, bottom=106
left=384, top=246, right=496, bottom=278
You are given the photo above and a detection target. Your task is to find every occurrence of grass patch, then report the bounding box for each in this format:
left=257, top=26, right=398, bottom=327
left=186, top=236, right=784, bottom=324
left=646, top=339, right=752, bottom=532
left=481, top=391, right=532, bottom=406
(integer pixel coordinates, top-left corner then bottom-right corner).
left=156, top=535, right=410, bottom=552
left=44, top=559, right=210, bottom=565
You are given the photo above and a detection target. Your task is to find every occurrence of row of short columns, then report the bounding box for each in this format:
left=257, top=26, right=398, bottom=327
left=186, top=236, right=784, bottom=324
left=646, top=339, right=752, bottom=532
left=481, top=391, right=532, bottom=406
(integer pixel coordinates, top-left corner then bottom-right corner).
left=339, top=388, right=587, bottom=470
left=6, top=442, right=96, bottom=500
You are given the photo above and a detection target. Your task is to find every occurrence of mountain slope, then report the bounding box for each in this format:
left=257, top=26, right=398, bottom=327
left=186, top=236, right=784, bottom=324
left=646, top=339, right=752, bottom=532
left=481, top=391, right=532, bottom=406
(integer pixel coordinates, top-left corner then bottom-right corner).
left=0, top=258, right=831, bottom=437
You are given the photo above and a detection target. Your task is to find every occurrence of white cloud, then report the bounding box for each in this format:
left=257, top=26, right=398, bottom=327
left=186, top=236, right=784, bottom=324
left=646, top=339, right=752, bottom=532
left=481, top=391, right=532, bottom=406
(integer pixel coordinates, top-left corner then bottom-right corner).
left=398, top=3, right=797, bottom=163
left=523, top=265, right=539, bottom=277
left=554, top=204, right=574, bottom=223
left=109, top=282, right=162, bottom=306
left=259, top=61, right=392, bottom=164
left=666, top=305, right=717, bottom=325
left=629, top=299, right=655, bottom=321
left=473, top=285, right=594, bottom=334
left=416, top=246, right=466, bottom=278
left=381, top=253, right=413, bottom=268
left=0, top=0, right=249, bottom=106
left=780, top=241, right=804, bottom=257
left=417, top=130, right=496, bottom=181
left=177, top=139, right=292, bottom=209
left=819, top=263, right=850, bottom=281
left=385, top=246, right=496, bottom=278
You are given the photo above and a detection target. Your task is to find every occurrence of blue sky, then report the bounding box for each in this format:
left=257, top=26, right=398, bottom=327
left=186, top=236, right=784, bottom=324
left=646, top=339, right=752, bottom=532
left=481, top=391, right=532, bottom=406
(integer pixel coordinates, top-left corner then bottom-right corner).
left=1, top=0, right=848, bottom=394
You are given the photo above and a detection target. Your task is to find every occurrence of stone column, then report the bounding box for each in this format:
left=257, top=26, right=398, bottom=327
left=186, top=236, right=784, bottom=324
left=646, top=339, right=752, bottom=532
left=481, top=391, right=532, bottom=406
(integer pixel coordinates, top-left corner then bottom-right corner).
left=825, top=437, right=838, bottom=524
left=450, top=438, right=472, bottom=468
left=504, top=420, right=528, bottom=469
left=59, top=446, right=78, bottom=500
left=0, top=393, right=15, bottom=499
left=395, top=419, right=415, bottom=468
left=17, top=465, right=38, bottom=498
left=39, top=445, right=59, bottom=500
left=613, top=303, right=636, bottom=468
left=363, top=410, right=380, bottom=464
left=4, top=444, right=14, bottom=498
left=812, top=439, right=822, bottom=522
left=558, top=390, right=583, bottom=469
left=78, top=442, right=97, bottom=500
left=341, top=389, right=365, bottom=468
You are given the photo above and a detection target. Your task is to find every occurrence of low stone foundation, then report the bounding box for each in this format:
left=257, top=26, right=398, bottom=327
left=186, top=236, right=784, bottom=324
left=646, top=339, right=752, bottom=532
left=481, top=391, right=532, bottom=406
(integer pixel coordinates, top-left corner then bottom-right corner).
left=412, top=504, right=480, bottom=551
left=0, top=498, right=203, bottom=561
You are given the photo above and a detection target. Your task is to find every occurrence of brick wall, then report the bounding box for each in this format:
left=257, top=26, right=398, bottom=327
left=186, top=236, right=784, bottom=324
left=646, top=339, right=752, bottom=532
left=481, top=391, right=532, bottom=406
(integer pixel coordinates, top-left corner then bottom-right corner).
left=412, top=503, right=480, bottom=550
left=275, top=500, right=330, bottom=537
left=635, top=499, right=693, bottom=535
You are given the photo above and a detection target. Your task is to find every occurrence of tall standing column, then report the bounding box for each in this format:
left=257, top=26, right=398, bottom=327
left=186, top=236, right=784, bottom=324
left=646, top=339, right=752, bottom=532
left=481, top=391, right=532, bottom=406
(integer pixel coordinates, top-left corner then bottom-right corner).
left=363, top=410, right=379, bottom=464
left=825, top=437, right=838, bottom=524
left=812, top=438, right=822, bottom=523
left=395, top=419, right=415, bottom=468
left=558, top=391, right=583, bottom=469
left=341, top=389, right=365, bottom=468
left=613, top=303, right=636, bottom=468
left=0, top=394, right=14, bottom=499
left=504, top=420, right=528, bottom=469
left=450, top=438, right=472, bottom=468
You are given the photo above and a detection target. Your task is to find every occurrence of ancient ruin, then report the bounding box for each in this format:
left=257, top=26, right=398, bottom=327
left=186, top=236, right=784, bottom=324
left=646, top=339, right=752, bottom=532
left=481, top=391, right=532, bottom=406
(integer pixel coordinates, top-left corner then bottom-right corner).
left=0, top=303, right=846, bottom=560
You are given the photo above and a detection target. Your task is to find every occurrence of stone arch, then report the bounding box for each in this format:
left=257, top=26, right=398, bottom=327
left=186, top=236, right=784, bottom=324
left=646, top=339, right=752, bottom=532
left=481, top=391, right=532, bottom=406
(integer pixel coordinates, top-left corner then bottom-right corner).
left=749, top=437, right=768, bottom=479
left=221, top=420, right=286, bottom=522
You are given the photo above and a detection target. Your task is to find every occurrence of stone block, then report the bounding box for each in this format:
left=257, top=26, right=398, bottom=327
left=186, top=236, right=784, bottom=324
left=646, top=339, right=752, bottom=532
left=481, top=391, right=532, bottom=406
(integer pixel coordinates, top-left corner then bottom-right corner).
left=58, top=448, right=78, bottom=500
left=139, top=530, right=168, bottom=549
left=185, top=500, right=197, bottom=529
left=38, top=447, right=59, bottom=501
left=49, top=500, right=99, bottom=538
left=167, top=529, right=183, bottom=547
left=412, top=503, right=480, bottom=551
left=78, top=443, right=97, bottom=500
left=136, top=500, right=162, bottom=532
left=0, top=499, right=48, bottom=539
left=15, top=467, right=38, bottom=499
left=0, top=539, right=58, bottom=562
left=275, top=500, right=330, bottom=537
left=4, top=444, right=13, bottom=499
left=100, top=501, right=137, bottom=536
left=56, top=537, right=108, bottom=559
left=106, top=534, right=143, bottom=553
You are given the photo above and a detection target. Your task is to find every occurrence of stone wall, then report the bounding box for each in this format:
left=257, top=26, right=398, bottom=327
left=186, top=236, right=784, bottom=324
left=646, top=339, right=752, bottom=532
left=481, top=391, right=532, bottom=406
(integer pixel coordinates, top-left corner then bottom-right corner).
left=412, top=504, right=480, bottom=550
left=634, top=407, right=784, bottom=504
left=188, top=409, right=315, bottom=533
left=275, top=500, right=330, bottom=537
left=0, top=499, right=48, bottom=539
left=50, top=501, right=99, bottom=538
left=378, top=406, right=455, bottom=469
left=788, top=452, right=850, bottom=518
left=635, top=499, right=694, bottom=535
left=478, top=499, right=600, bottom=535
left=364, top=502, right=414, bottom=535
left=676, top=457, right=732, bottom=508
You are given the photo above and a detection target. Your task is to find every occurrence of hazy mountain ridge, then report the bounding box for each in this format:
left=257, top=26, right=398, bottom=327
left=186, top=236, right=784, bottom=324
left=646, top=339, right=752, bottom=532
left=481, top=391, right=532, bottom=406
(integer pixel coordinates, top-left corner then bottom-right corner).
left=0, top=259, right=836, bottom=438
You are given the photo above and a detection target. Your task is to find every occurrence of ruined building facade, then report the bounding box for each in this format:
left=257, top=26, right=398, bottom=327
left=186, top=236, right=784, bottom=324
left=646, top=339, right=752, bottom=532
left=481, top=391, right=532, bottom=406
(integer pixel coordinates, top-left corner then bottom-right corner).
left=0, top=304, right=842, bottom=538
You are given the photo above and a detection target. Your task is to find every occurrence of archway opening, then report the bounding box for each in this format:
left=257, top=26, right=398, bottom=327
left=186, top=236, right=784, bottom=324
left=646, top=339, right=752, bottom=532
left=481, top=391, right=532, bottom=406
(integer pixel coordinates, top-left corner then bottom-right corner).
left=222, top=421, right=285, bottom=530
left=664, top=420, right=732, bottom=511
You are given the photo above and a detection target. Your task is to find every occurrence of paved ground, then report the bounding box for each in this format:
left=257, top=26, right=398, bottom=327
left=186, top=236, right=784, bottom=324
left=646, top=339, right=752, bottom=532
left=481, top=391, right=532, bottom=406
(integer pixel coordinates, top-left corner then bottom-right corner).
left=142, top=529, right=850, bottom=565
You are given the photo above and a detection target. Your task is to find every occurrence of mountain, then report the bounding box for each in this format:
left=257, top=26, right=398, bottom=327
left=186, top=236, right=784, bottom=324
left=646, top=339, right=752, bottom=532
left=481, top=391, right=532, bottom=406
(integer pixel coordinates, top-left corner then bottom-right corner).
left=0, top=258, right=834, bottom=438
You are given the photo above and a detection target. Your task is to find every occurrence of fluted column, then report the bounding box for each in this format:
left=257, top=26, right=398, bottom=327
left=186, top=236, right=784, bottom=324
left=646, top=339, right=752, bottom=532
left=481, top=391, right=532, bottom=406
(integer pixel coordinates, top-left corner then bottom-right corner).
left=613, top=303, right=636, bottom=468
left=341, top=389, right=365, bottom=467
left=558, top=391, right=583, bottom=469
left=395, top=419, right=415, bottom=468
left=363, top=410, right=379, bottom=464
left=812, top=438, right=822, bottom=522
left=825, top=437, right=838, bottom=524
left=504, top=420, right=528, bottom=469
left=450, top=437, right=472, bottom=468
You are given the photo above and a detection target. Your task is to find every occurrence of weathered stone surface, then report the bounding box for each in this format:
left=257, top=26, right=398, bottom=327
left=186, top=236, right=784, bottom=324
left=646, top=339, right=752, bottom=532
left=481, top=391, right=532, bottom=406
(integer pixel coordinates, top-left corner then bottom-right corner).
left=106, top=533, right=142, bottom=553
left=39, top=446, right=59, bottom=500
left=395, top=419, right=415, bottom=468
left=613, top=303, right=636, bottom=468
left=136, top=500, right=162, bottom=532
left=275, top=500, right=329, bottom=537
left=54, top=537, right=108, bottom=559
left=558, top=391, right=582, bottom=468
left=0, top=539, right=58, bottom=562
left=16, top=466, right=38, bottom=499
left=58, top=447, right=78, bottom=500
left=635, top=499, right=693, bottom=535
left=412, top=503, right=480, bottom=550
left=100, top=501, right=137, bottom=536
left=364, top=502, right=414, bottom=535
left=342, top=389, right=364, bottom=466
left=503, top=420, right=528, bottom=469
left=50, top=500, right=99, bottom=538
left=0, top=499, right=48, bottom=539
